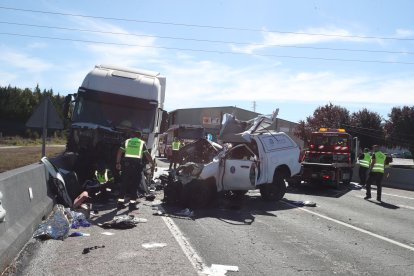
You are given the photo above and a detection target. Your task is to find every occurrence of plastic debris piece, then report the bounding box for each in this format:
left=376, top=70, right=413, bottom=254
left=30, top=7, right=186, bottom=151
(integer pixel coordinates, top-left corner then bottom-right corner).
left=175, top=208, right=194, bottom=217
left=98, top=215, right=145, bottom=229
left=153, top=210, right=164, bottom=216
left=33, top=204, right=70, bottom=240
left=302, top=201, right=317, bottom=207
left=142, top=242, right=167, bottom=249
left=101, top=232, right=115, bottom=236
left=69, top=232, right=90, bottom=237
left=288, top=200, right=317, bottom=207
left=202, top=264, right=239, bottom=276
left=82, top=245, right=105, bottom=254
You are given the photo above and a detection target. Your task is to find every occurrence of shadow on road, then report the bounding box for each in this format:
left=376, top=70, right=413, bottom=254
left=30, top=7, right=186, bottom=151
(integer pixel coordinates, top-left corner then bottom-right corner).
left=365, top=200, right=400, bottom=209
left=160, top=192, right=298, bottom=226
left=286, top=181, right=362, bottom=198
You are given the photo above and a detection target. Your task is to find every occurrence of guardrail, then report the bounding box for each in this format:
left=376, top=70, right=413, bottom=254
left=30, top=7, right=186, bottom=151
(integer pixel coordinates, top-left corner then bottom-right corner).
left=0, top=163, right=53, bottom=272
left=352, top=166, right=414, bottom=191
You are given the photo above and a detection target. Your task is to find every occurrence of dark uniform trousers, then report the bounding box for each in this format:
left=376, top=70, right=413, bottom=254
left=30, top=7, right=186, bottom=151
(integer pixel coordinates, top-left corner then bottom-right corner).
left=366, top=172, right=384, bottom=201
left=358, top=166, right=369, bottom=186
left=120, top=157, right=143, bottom=201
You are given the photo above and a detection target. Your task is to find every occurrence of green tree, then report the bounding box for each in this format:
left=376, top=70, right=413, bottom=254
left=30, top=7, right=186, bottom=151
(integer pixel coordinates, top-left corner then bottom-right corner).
left=344, top=108, right=384, bottom=149
left=294, top=102, right=350, bottom=143
left=384, top=106, right=414, bottom=159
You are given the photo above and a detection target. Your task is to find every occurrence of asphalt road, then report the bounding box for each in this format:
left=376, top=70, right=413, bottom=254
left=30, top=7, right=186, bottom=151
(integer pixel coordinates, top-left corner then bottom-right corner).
left=5, top=158, right=414, bottom=276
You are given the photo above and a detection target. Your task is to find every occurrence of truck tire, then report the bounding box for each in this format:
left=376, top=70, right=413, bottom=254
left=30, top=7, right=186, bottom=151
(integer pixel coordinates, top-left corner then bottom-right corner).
left=342, top=169, right=353, bottom=185
left=260, top=171, right=287, bottom=201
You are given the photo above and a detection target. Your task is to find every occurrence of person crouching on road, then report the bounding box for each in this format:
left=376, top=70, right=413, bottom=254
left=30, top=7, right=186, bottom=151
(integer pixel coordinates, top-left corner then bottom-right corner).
left=357, top=148, right=370, bottom=188
left=365, top=145, right=386, bottom=202
left=116, top=130, right=155, bottom=211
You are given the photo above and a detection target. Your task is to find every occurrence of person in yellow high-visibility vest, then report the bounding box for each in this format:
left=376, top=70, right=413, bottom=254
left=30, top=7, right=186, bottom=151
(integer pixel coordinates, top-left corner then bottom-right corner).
left=357, top=148, right=371, bottom=188
left=116, top=130, right=155, bottom=211
left=365, top=145, right=386, bottom=202
left=169, top=137, right=183, bottom=170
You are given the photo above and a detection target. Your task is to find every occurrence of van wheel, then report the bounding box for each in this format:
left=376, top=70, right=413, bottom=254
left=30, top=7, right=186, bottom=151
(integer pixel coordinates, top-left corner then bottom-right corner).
left=260, top=171, right=287, bottom=201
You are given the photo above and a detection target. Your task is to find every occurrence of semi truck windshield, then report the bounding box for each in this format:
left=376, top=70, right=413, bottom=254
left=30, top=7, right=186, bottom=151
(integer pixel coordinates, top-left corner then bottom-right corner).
left=72, top=91, right=157, bottom=132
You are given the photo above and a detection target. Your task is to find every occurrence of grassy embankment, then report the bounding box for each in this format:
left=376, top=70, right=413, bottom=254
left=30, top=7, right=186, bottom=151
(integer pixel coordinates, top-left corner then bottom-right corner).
left=0, top=136, right=66, bottom=173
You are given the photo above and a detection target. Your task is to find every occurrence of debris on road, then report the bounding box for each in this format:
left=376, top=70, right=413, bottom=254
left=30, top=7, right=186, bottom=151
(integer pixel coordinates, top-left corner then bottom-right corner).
left=142, top=242, right=167, bottom=249
left=202, top=264, right=239, bottom=276
left=82, top=245, right=105, bottom=254
left=98, top=215, right=147, bottom=229
left=287, top=200, right=317, bottom=207
left=33, top=204, right=70, bottom=240
left=69, top=232, right=90, bottom=237
left=175, top=208, right=194, bottom=217
left=100, top=232, right=115, bottom=236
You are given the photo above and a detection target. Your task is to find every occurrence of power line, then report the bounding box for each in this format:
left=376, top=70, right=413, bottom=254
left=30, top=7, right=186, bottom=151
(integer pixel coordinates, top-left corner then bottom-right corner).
left=2, top=32, right=414, bottom=65
left=1, top=21, right=413, bottom=55
left=1, top=6, right=414, bottom=41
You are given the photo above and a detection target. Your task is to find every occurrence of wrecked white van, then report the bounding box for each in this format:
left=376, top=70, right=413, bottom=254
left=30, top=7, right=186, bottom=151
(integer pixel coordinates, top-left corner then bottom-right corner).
left=165, top=112, right=301, bottom=209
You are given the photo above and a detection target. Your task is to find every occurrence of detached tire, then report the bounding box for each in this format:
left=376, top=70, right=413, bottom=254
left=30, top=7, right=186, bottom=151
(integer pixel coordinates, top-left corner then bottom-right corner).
left=260, top=171, right=287, bottom=201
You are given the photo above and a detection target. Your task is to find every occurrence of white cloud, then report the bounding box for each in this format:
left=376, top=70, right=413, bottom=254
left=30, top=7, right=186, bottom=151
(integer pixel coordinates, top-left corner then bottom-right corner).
left=161, top=60, right=414, bottom=111
left=0, top=71, right=17, bottom=86
left=231, top=27, right=367, bottom=54
left=0, top=46, right=53, bottom=72
left=395, top=29, right=414, bottom=38
left=70, top=17, right=160, bottom=66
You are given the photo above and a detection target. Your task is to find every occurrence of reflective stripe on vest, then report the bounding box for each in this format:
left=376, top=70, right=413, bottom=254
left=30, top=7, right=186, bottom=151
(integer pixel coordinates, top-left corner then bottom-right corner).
left=372, top=151, right=386, bottom=173
left=125, top=138, right=144, bottom=158
left=358, top=153, right=370, bottom=168
left=172, top=141, right=181, bottom=151
left=95, top=170, right=109, bottom=184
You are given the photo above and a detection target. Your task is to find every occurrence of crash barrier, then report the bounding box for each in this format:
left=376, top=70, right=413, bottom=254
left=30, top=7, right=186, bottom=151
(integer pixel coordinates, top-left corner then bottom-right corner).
left=0, top=163, right=54, bottom=272
left=352, top=166, right=414, bottom=191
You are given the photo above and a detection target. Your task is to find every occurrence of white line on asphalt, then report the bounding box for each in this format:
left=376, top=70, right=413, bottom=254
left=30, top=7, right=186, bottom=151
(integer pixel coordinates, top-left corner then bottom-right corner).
left=282, top=201, right=414, bottom=252
left=382, top=192, right=414, bottom=200
left=352, top=194, right=414, bottom=210
left=398, top=205, right=414, bottom=210
left=161, top=215, right=209, bottom=275
left=359, top=188, right=414, bottom=200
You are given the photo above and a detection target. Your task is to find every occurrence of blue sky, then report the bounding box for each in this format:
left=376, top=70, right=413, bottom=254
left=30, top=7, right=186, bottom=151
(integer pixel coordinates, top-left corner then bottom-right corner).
left=0, top=0, right=413, bottom=123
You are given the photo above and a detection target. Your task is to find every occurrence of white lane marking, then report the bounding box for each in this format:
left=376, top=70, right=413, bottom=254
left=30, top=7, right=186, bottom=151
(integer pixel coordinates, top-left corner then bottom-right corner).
left=382, top=192, right=414, bottom=200
left=356, top=185, right=414, bottom=200
left=396, top=205, right=414, bottom=211
left=352, top=194, right=414, bottom=210
left=282, top=201, right=414, bottom=252
left=162, top=216, right=209, bottom=275
left=160, top=208, right=238, bottom=276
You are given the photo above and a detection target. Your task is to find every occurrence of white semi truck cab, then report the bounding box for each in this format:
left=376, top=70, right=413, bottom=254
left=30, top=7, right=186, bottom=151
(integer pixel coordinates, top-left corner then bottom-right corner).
left=63, top=64, right=166, bottom=183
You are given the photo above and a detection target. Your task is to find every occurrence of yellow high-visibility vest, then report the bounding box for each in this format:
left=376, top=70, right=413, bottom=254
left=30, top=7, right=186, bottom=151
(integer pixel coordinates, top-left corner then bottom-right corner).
left=172, top=141, right=181, bottom=151
left=358, top=153, right=371, bottom=168
left=371, top=151, right=386, bottom=173
left=124, top=138, right=144, bottom=158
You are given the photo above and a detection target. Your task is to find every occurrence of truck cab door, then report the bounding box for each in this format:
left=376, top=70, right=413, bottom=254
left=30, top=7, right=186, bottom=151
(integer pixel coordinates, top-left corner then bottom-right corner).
left=220, top=144, right=258, bottom=191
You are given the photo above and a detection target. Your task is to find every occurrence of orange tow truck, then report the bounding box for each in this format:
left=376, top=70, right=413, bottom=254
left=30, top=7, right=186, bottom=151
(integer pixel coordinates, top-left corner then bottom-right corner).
left=290, top=128, right=359, bottom=188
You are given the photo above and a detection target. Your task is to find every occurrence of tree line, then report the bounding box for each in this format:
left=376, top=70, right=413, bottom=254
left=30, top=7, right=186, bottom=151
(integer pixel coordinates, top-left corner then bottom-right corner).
left=0, top=84, right=65, bottom=137
left=294, top=103, right=414, bottom=156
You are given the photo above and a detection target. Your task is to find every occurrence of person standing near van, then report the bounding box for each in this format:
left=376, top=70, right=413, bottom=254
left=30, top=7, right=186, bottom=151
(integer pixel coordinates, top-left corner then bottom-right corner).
left=365, top=145, right=386, bottom=202
left=169, top=137, right=182, bottom=170
left=358, top=148, right=370, bottom=188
